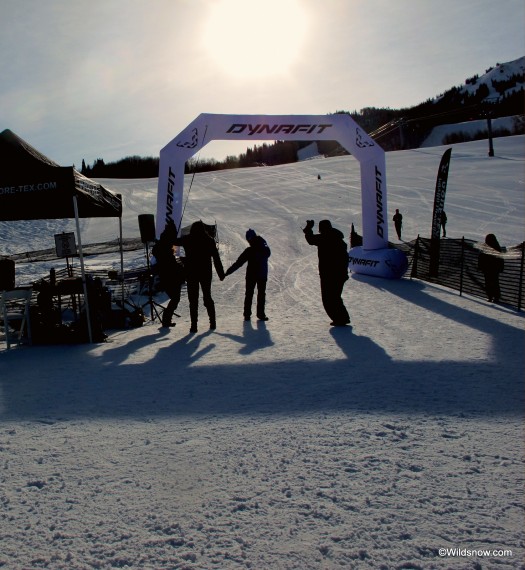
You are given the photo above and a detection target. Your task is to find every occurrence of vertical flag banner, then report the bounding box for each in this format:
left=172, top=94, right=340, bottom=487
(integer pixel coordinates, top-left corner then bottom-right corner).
left=430, top=148, right=452, bottom=276
left=431, top=148, right=452, bottom=240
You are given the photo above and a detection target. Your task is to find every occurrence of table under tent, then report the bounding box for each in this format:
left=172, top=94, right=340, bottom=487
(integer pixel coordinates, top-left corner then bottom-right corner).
left=0, top=128, right=123, bottom=344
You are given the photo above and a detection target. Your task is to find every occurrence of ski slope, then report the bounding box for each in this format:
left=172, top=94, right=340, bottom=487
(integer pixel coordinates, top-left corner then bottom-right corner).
left=0, top=136, right=524, bottom=569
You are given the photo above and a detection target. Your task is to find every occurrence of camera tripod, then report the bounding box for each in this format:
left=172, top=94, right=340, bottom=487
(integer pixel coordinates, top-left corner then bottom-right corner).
left=141, top=241, right=165, bottom=323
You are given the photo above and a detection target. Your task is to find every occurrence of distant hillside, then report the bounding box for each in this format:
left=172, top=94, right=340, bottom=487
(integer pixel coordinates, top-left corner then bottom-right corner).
left=347, top=56, right=525, bottom=152
left=457, top=56, right=524, bottom=102
left=82, top=57, right=525, bottom=177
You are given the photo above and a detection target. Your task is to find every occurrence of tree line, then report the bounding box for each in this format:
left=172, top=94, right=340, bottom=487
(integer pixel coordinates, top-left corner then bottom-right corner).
left=81, top=69, right=524, bottom=179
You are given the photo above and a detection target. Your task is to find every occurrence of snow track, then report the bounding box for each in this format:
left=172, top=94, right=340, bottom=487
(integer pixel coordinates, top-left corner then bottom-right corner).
left=1, top=137, right=523, bottom=569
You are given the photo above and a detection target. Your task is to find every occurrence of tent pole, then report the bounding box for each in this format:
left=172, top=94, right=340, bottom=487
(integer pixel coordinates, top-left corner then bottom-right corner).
left=73, top=195, right=93, bottom=343
left=119, top=216, right=125, bottom=305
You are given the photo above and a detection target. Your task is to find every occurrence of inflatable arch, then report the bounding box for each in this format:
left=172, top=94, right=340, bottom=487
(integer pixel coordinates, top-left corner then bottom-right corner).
left=157, top=113, right=407, bottom=279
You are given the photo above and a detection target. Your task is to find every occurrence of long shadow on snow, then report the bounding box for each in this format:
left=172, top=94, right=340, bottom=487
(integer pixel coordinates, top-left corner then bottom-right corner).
left=0, top=278, right=523, bottom=420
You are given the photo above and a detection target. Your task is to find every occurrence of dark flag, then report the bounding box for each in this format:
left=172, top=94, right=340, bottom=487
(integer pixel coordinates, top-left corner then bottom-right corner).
left=431, top=148, right=452, bottom=240
left=430, top=148, right=452, bottom=276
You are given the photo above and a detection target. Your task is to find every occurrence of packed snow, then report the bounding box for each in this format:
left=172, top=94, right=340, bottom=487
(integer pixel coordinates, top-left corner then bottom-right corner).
left=458, top=56, right=525, bottom=100
left=1, top=136, right=524, bottom=569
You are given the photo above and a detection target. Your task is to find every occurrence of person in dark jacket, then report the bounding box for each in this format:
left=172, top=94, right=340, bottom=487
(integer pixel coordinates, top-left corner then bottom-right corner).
left=440, top=210, right=447, bottom=238
left=174, top=220, right=225, bottom=333
left=152, top=221, right=185, bottom=328
left=478, top=233, right=504, bottom=303
left=225, top=228, right=271, bottom=321
left=303, top=219, right=350, bottom=326
left=393, top=209, right=403, bottom=240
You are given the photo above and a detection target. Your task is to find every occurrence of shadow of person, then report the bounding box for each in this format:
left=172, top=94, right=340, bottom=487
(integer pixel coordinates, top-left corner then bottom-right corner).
left=98, top=325, right=216, bottom=366
left=215, top=319, right=274, bottom=355
left=97, top=324, right=174, bottom=365
left=177, top=329, right=216, bottom=360
left=329, top=325, right=391, bottom=367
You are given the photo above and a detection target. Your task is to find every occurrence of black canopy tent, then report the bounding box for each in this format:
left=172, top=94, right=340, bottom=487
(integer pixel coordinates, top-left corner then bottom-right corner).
left=0, top=128, right=121, bottom=220
left=0, top=128, right=123, bottom=342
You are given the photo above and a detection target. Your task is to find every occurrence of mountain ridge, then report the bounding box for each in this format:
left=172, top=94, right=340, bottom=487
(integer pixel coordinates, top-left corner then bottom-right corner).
left=81, top=57, right=524, bottom=176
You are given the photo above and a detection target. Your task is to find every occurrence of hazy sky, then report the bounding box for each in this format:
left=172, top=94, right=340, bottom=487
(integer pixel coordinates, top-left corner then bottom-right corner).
left=1, top=0, right=523, bottom=167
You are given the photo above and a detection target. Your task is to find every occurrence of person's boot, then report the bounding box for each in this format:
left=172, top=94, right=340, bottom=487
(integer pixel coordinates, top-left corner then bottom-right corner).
left=162, top=309, right=176, bottom=328
left=190, top=321, right=198, bottom=333
left=161, top=305, right=174, bottom=327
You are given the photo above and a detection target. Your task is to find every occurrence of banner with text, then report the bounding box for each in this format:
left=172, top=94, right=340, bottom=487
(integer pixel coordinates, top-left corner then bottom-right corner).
left=157, top=113, right=388, bottom=252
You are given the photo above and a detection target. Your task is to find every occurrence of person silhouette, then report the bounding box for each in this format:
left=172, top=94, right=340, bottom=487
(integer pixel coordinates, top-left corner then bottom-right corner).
left=225, top=228, right=271, bottom=321
left=478, top=233, right=504, bottom=303
left=151, top=221, right=184, bottom=328
left=303, top=219, right=350, bottom=326
left=440, top=211, right=447, bottom=238
left=174, top=221, right=225, bottom=333
left=393, top=209, right=403, bottom=240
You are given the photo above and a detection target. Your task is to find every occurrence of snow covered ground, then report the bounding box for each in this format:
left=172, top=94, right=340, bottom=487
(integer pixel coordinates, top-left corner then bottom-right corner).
left=1, top=136, right=524, bottom=569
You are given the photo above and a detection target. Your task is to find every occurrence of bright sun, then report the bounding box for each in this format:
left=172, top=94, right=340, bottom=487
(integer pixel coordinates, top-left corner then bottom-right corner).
left=202, top=0, right=309, bottom=79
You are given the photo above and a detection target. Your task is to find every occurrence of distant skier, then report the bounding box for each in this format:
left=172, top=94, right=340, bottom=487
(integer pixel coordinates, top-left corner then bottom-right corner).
left=440, top=210, right=447, bottom=238
left=303, top=219, right=350, bottom=326
left=225, top=228, right=271, bottom=321
left=393, top=209, right=403, bottom=240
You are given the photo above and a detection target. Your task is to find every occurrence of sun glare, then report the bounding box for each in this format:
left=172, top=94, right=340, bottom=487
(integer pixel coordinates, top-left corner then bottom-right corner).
left=202, top=0, right=309, bottom=79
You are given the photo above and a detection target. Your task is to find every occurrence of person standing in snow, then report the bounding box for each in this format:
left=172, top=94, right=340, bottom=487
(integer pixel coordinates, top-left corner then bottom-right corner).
left=478, top=233, right=504, bottom=303
left=225, top=228, right=271, bottom=321
left=440, top=211, right=447, bottom=238
left=174, top=220, right=225, bottom=333
left=151, top=221, right=185, bottom=328
left=303, top=219, right=350, bottom=326
left=393, top=209, right=403, bottom=240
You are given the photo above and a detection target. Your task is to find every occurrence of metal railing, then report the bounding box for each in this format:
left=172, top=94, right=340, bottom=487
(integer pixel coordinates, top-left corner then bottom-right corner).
left=402, top=237, right=525, bottom=311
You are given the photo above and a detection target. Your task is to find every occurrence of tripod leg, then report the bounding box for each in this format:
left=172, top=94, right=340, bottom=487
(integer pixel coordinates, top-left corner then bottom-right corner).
left=152, top=301, right=164, bottom=323
left=145, top=246, right=165, bottom=324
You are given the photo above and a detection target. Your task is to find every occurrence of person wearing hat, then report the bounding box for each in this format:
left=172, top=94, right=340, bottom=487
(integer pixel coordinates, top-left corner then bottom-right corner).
left=225, top=228, right=271, bottom=321
left=303, top=219, right=350, bottom=326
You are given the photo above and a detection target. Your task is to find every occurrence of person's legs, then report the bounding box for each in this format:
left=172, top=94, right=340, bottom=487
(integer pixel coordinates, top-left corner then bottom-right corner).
left=485, top=274, right=501, bottom=302
left=321, top=276, right=350, bottom=325
left=320, top=277, right=335, bottom=320
left=331, top=278, right=350, bottom=324
left=186, top=278, right=199, bottom=331
left=162, top=283, right=181, bottom=326
left=256, top=278, right=267, bottom=319
left=201, top=278, right=216, bottom=328
left=244, top=277, right=256, bottom=319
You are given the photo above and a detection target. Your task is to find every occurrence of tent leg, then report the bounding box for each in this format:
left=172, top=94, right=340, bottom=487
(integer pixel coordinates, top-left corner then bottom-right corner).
left=119, top=216, right=125, bottom=306
left=73, top=196, right=93, bottom=343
